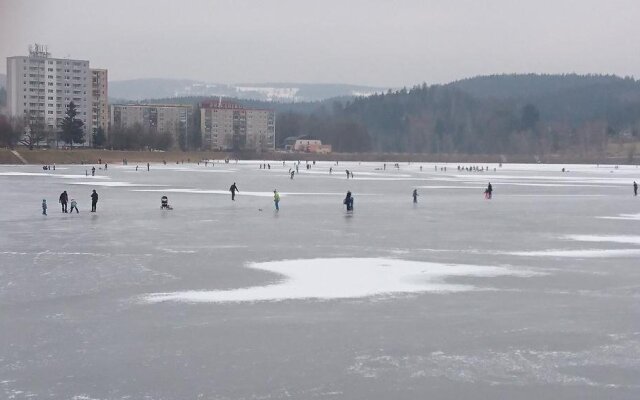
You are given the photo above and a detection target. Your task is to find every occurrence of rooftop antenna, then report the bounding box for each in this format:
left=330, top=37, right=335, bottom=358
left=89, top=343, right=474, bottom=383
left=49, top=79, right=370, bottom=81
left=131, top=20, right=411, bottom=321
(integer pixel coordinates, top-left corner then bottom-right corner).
left=28, top=43, right=50, bottom=58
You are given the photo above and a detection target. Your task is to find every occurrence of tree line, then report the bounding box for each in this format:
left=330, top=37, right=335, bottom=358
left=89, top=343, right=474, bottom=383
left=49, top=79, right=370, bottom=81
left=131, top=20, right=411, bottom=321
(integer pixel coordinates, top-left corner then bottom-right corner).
left=3, top=74, right=640, bottom=155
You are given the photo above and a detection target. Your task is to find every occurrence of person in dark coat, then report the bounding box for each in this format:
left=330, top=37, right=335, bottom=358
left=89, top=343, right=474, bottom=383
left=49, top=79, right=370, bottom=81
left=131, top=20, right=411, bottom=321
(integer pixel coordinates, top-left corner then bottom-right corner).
left=229, top=183, right=239, bottom=201
left=59, top=191, right=68, bottom=213
left=412, top=189, right=418, bottom=203
left=91, top=190, right=99, bottom=212
left=485, top=182, right=493, bottom=199
left=344, top=191, right=354, bottom=211
left=634, top=181, right=638, bottom=196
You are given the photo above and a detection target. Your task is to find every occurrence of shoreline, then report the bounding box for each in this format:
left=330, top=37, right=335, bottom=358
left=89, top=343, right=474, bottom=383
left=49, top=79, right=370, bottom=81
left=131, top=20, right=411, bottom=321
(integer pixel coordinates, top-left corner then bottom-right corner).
left=0, top=147, right=636, bottom=165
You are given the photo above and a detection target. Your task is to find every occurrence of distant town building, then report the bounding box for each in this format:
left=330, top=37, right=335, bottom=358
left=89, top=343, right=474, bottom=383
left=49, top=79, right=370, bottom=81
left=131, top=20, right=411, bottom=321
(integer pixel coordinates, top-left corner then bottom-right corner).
left=109, top=104, right=193, bottom=145
left=91, top=69, right=108, bottom=136
left=285, top=135, right=332, bottom=153
left=200, top=99, right=275, bottom=152
left=6, top=44, right=105, bottom=145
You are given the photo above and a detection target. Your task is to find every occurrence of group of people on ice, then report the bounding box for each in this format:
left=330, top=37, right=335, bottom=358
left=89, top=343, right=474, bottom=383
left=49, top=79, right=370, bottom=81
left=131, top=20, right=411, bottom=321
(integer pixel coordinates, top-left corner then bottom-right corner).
left=43, top=190, right=98, bottom=216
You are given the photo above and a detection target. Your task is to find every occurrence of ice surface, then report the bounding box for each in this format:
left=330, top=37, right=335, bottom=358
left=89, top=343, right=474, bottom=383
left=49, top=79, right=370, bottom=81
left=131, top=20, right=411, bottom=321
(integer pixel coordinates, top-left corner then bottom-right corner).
left=144, top=258, right=536, bottom=303
left=1, top=161, right=639, bottom=399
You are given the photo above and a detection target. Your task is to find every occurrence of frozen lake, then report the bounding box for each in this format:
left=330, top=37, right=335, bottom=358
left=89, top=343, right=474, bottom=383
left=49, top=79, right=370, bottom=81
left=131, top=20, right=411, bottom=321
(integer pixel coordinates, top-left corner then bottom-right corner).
left=0, top=160, right=639, bottom=399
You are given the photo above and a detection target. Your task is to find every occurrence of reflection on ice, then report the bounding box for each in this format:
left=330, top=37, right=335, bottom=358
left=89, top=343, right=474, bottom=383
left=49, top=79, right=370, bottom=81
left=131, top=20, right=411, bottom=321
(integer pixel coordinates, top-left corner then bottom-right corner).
left=143, top=258, right=536, bottom=303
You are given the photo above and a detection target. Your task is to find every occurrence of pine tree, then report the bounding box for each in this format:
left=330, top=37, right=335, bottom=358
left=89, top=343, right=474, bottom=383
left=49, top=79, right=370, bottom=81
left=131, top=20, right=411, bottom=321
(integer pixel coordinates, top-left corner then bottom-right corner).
left=93, top=127, right=106, bottom=148
left=60, top=102, right=85, bottom=148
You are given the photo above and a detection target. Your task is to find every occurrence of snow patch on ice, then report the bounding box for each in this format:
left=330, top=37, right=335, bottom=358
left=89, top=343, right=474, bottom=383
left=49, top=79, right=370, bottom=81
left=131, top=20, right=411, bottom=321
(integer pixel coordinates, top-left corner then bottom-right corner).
left=0, top=172, right=110, bottom=179
left=160, top=248, right=197, bottom=254
left=69, top=181, right=166, bottom=187
left=133, top=189, right=357, bottom=197
left=563, top=235, right=640, bottom=245
left=598, top=213, right=640, bottom=221
left=142, top=258, right=537, bottom=303
left=508, top=249, right=640, bottom=258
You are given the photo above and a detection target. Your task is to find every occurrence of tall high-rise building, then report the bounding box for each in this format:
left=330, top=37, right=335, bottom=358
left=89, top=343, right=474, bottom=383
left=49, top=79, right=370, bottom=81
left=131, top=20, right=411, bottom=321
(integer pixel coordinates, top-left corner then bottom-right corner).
left=6, top=44, right=106, bottom=145
left=91, top=69, right=109, bottom=137
left=200, top=99, right=275, bottom=152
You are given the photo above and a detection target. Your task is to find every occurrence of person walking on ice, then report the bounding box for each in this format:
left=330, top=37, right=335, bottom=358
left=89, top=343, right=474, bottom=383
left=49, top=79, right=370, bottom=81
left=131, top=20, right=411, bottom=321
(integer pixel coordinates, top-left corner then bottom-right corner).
left=634, top=181, right=638, bottom=196
left=42, top=199, right=47, bottom=215
left=273, top=190, right=280, bottom=211
left=413, top=189, right=418, bottom=203
left=484, top=182, right=493, bottom=199
left=229, top=182, right=239, bottom=201
left=70, top=198, right=79, bottom=213
left=91, top=190, right=99, bottom=212
left=59, top=191, right=68, bottom=213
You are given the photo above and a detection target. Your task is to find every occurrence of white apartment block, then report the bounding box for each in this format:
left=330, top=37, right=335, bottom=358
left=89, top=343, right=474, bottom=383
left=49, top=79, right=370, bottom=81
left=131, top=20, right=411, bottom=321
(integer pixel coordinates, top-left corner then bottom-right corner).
left=91, top=69, right=109, bottom=135
left=110, top=104, right=192, bottom=144
left=6, top=45, right=100, bottom=145
left=201, top=99, right=275, bottom=152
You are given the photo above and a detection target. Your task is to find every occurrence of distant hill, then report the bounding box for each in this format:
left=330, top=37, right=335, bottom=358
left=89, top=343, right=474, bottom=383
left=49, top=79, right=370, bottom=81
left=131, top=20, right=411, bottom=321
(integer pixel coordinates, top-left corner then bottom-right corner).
left=108, top=79, right=203, bottom=102
left=276, top=74, right=640, bottom=155
left=108, top=79, right=387, bottom=102
left=448, top=73, right=630, bottom=99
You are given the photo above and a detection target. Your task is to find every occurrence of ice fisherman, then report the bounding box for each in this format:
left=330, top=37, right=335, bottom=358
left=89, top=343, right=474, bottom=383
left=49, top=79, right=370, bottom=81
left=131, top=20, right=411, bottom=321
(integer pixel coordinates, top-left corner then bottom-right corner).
left=42, top=199, right=47, bottom=215
left=59, top=191, right=68, bottom=213
left=412, top=189, right=418, bottom=203
left=161, top=195, right=172, bottom=210
left=91, top=166, right=96, bottom=176
left=635, top=181, right=638, bottom=196
left=230, top=182, right=239, bottom=201
left=90, top=190, right=99, bottom=212
left=273, top=190, right=280, bottom=211
left=344, top=191, right=354, bottom=211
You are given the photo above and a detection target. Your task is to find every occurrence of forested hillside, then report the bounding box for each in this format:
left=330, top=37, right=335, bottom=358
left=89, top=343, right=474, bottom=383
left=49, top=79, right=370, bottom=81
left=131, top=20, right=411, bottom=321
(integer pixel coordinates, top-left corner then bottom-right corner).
left=278, top=75, right=640, bottom=156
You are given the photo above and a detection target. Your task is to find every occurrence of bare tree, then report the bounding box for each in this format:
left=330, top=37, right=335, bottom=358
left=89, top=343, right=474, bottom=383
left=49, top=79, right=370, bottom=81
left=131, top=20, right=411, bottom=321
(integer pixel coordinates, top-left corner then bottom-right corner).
left=20, top=123, right=45, bottom=150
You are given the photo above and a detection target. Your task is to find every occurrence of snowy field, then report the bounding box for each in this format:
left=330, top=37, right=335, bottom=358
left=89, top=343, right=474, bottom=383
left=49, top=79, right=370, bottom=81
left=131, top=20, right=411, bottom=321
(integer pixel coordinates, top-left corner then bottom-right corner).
left=0, top=160, right=639, bottom=399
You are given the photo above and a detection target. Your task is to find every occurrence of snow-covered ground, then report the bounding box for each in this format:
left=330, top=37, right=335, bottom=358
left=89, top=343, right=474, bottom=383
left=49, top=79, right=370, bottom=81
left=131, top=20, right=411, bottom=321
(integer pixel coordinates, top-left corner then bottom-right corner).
left=0, top=161, right=639, bottom=399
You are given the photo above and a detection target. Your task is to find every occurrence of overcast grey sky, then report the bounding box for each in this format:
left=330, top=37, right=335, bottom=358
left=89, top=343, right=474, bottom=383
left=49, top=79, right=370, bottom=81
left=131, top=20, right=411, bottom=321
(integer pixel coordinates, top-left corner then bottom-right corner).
left=1, top=0, right=638, bottom=86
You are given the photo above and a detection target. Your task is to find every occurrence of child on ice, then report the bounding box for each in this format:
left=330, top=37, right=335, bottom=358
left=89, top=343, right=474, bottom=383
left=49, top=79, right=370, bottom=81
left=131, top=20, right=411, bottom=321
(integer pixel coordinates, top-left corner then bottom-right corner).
left=70, top=199, right=79, bottom=213
left=273, top=190, right=280, bottom=211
